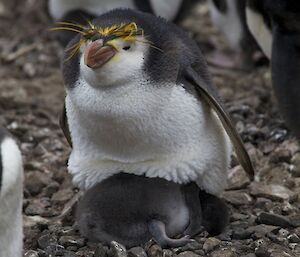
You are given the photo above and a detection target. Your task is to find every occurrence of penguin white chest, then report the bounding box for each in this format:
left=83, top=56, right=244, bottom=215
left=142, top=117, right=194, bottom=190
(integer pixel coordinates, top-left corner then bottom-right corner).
left=66, top=78, right=231, bottom=195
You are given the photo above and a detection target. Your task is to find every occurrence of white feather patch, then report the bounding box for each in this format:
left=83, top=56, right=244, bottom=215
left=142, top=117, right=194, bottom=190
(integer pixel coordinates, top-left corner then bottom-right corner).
left=208, top=0, right=243, bottom=50
left=66, top=72, right=231, bottom=195
left=246, top=7, right=272, bottom=59
left=0, top=138, right=23, bottom=257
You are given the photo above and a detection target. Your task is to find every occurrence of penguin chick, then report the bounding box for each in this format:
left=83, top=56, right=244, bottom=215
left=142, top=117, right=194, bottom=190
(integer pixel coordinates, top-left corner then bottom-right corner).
left=76, top=173, right=203, bottom=248
left=48, top=0, right=185, bottom=46
left=59, top=9, right=254, bottom=196
left=246, top=0, right=300, bottom=139
left=0, top=126, right=23, bottom=257
left=207, top=0, right=261, bottom=70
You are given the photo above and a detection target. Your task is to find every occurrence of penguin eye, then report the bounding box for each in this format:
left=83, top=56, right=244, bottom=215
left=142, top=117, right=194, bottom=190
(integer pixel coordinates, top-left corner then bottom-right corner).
left=122, top=45, right=131, bottom=51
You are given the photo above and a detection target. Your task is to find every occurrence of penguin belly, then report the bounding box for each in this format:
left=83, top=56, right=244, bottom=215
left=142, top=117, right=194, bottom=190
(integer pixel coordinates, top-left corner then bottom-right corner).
left=66, top=80, right=231, bottom=196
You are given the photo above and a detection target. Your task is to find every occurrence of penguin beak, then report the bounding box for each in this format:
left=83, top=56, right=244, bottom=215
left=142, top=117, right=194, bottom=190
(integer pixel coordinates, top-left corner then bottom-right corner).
left=84, top=39, right=117, bottom=69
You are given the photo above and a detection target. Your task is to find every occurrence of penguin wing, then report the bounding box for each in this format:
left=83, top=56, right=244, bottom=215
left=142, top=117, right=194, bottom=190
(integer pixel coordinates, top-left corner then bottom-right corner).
left=183, top=65, right=254, bottom=180
left=60, top=102, right=72, bottom=147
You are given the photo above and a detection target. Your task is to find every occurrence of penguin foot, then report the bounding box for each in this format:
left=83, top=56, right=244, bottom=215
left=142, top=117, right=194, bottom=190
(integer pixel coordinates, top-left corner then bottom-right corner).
left=148, top=220, right=193, bottom=248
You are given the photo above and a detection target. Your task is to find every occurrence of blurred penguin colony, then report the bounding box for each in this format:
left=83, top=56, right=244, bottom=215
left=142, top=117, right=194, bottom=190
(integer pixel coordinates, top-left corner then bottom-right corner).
left=0, top=0, right=300, bottom=256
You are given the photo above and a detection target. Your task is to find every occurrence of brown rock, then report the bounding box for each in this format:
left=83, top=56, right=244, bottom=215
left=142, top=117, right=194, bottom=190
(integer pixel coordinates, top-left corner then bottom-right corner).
left=25, top=171, right=52, bottom=196
left=147, top=245, right=163, bottom=257
left=257, top=212, right=291, bottom=228
left=223, top=191, right=253, bottom=205
left=291, top=153, right=300, bottom=177
left=227, top=165, right=250, bottom=190
left=203, top=237, right=221, bottom=253
left=249, top=182, right=294, bottom=201
left=51, top=188, right=74, bottom=203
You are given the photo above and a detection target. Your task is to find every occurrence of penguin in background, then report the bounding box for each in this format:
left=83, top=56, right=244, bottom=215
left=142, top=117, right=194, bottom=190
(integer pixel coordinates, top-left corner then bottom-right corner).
left=246, top=0, right=300, bottom=139
left=0, top=126, right=23, bottom=257
left=48, top=0, right=198, bottom=46
left=207, top=0, right=261, bottom=70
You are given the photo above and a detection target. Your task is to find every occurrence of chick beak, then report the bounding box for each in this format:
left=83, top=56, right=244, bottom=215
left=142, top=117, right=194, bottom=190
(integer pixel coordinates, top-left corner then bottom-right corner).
left=84, top=39, right=117, bottom=69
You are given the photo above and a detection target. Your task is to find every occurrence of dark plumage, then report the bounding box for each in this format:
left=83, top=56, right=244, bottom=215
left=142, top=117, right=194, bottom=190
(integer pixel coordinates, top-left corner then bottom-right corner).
left=76, top=173, right=200, bottom=248
left=76, top=173, right=228, bottom=248
left=247, top=0, right=300, bottom=138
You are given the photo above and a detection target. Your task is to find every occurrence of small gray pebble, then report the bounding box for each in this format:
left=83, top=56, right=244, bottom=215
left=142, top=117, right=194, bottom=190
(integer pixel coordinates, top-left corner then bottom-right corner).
left=147, top=245, right=163, bottom=257
left=203, top=237, right=221, bottom=253
left=210, top=249, right=237, bottom=257
left=278, top=229, right=289, bottom=237
left=45, top=244, right=65, bottom=255
left=37, top=233, right=57, bottom=249
left=110, top=241, right=127, bottom=257
left=177, top=251, right=201, bottom=257
left=94, top=243, right=109, bottom=257
left=255, top=247, right=270, bottom=257
left=128, top=247, right=147, bottom=257
left=24, top=250, right=39, bottom=257
left=59, top=235, right=85, bottom=249
left=257, top=213, right=291, bottom=228
left=287, top=233, right=300, bottom=243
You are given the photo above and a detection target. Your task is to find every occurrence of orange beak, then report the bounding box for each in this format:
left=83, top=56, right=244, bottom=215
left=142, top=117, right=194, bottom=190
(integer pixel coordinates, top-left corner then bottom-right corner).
left=84, top=39, right=117, bottom=69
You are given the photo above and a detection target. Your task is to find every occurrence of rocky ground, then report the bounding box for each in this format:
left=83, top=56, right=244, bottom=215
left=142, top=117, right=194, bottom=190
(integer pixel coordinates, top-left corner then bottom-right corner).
left=1, top=1, right=300, bottom=257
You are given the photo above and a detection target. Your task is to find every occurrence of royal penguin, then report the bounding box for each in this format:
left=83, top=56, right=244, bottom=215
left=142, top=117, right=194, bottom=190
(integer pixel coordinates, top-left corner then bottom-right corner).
left=246, top=0, right=300, bottom=138
left=56, top=8, right=253, bottom=196
left=0, top=126, right=23, bottom=257
left=207, top=0, right=260, bottom=69
left=54, top=8, right=253, bottom=243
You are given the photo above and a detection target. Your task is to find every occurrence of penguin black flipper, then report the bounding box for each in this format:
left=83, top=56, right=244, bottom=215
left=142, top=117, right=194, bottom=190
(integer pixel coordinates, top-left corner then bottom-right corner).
left=183, top=65, right=254, bottom=180
left=60, top=103, right=72, bottom=147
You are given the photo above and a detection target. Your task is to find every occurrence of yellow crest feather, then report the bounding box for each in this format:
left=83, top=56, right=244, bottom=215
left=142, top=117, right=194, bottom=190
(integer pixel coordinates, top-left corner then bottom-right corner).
left=49, top=20, right=161, bottom=61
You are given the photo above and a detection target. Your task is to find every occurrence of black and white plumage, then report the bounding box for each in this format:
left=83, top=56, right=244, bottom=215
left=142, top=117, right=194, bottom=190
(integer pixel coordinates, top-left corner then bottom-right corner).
left=59, top=9, right=253, bottom=196
left=0, top=126, right=23, bottom=257
left=207, top=0, right=259, bottom=69
left=246, top=0, right=300, bottom=138
left=208, top=0, right=300, bottom=138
